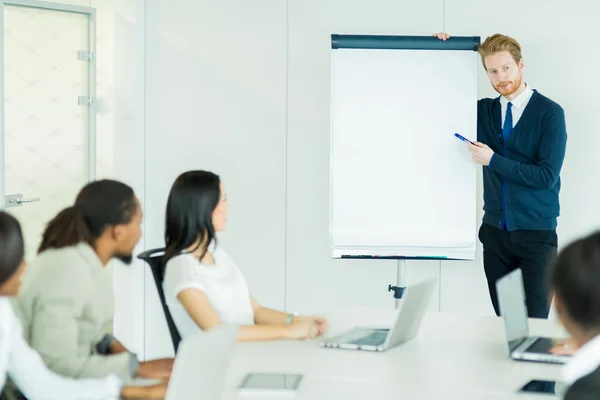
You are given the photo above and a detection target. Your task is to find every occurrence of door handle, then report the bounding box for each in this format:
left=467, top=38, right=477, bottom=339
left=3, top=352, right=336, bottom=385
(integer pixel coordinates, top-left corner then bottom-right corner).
left=16, top=197, right=40, bottom=204
left=5, top=194, right=41, bottom=208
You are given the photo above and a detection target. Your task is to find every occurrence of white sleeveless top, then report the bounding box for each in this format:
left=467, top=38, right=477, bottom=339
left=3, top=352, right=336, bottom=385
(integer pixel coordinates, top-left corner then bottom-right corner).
left=163, top=247, right=255, bottom=338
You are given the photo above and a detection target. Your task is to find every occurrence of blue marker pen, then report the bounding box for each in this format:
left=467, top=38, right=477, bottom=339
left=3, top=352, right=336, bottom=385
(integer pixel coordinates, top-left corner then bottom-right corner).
left=454, top=133, right=475, bottom=145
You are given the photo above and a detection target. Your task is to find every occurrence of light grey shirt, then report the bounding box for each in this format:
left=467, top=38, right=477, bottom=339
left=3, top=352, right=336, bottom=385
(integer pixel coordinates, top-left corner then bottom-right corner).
left=0, top=298, right=122, bottom=399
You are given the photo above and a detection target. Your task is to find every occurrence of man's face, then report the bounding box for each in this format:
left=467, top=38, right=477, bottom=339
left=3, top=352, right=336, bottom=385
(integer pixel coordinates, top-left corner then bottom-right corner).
left=484, top=50, right=524, bottom=97
left=112, top=198, right=143, bottom=265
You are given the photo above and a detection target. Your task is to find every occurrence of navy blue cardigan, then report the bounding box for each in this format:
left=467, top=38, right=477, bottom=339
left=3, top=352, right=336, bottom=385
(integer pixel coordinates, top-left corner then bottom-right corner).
left=477, top=90, right=567, bottom=231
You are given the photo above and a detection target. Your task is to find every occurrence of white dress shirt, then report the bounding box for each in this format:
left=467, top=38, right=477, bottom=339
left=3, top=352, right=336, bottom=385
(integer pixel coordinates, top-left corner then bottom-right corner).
left=563, top=334, right=600, bottom=385
left=0, top=297, right=122, bottom=399
left=500, top=83, right=535, bottom=128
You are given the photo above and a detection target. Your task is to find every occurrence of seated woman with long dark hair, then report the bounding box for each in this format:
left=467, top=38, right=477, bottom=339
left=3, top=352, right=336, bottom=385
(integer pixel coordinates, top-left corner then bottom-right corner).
left=0, top=211, right=166, bottom=399
left=163, top=170, right=329, bottom=342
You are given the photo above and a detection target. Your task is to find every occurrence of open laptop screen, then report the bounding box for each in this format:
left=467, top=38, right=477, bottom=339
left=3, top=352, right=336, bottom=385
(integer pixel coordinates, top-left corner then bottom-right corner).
left=496, top=269, right=530, bottom=351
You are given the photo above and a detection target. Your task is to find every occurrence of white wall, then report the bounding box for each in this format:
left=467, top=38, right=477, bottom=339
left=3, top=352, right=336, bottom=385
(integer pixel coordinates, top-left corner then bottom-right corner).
left=142, top=0, right=288, bottom=358
left=113, top=0, right=146, bottom=356
left=113, top=0, right=600, bottom=358
left=286, top=0, right=445, bottom=315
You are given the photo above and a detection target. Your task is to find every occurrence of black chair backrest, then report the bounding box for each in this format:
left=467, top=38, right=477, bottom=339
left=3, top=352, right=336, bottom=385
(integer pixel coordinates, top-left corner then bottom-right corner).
left=137, top=248, right=182, bottom=352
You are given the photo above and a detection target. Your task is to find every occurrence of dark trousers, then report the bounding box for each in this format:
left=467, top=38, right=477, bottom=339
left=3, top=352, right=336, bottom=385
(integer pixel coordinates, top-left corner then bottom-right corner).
left=479, top=223, right=558, bottom=319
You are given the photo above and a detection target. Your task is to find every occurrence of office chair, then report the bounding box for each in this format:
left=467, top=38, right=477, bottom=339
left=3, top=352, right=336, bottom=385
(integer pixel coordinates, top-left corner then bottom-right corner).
left=137, top=248, right=182, bottom=352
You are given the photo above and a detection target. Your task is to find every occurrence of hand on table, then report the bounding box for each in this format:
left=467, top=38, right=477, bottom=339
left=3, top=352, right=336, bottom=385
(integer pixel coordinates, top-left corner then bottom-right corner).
left=550, top=338, right=578, bottom=355
left=294, top=315, right=329, bottom=336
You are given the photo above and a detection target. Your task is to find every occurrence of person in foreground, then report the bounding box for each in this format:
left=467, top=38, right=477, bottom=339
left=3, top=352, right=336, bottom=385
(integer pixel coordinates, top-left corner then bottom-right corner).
left=0, top=211, right=166, bottom=399
left=163, top=170, right=329, bottom=342
left=552, top=231, right=600, bottom=400
left=16, top=180, right=173, bottom=387
left=435, top=32, right=567, bottom=319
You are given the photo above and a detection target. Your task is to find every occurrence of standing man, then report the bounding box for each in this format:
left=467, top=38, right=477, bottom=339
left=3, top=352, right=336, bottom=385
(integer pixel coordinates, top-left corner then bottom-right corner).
left=435, top=33, right=567, bottom=318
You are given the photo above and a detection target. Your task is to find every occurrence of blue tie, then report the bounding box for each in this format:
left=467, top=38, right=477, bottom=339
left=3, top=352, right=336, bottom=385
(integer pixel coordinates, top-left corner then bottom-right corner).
left=503, top=102, right=513, bottom=141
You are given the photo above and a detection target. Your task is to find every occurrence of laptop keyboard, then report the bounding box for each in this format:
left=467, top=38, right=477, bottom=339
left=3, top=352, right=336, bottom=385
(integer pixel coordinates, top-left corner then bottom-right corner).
left=527, top=337, right=554, bottom=354
left=352, top=331, right=388, bottom=346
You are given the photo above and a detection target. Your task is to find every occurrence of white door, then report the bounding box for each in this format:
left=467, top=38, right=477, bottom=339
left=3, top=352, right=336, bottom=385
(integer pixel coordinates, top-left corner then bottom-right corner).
left=2, top=1, right=96, bottom=259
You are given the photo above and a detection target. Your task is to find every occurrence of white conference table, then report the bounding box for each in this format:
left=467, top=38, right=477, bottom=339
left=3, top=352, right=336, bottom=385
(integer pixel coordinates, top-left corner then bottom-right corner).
left=223, top=308, right=568, bottom=399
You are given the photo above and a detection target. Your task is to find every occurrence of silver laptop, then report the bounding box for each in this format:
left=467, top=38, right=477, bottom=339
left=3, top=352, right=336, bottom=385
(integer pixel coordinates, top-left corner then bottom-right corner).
left=496, top=269, right=569, bottom=364
left=165, top=325, right=238, bottom=399
left=320, top=278, right=437, bottom=352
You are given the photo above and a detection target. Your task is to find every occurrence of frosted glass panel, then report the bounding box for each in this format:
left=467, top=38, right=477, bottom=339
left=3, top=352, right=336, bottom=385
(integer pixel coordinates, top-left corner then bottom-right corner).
left=4, top=5, right=90, bottom=259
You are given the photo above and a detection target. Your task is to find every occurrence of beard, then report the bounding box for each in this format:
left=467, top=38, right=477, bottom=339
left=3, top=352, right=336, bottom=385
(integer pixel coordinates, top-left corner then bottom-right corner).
left=115, top=252, right=134, bottom=265
left=493, top=73, right=523, bottom=97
